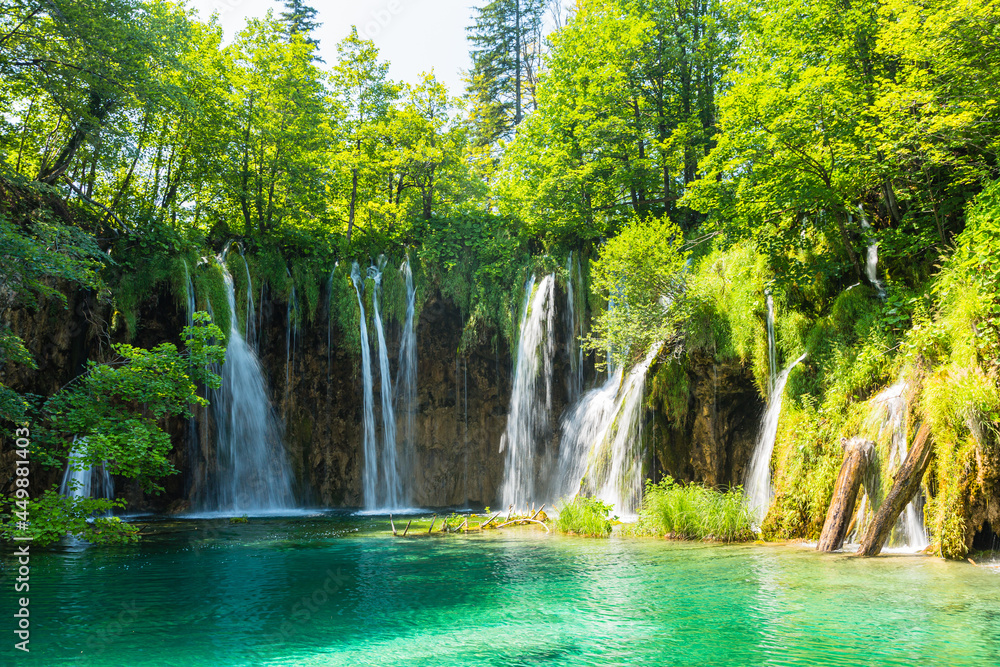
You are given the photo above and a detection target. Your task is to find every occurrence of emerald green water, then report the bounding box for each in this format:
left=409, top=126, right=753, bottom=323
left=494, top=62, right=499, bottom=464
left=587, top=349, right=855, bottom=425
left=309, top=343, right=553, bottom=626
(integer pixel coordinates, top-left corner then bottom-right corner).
left=4, top=513, right=999, bottom=666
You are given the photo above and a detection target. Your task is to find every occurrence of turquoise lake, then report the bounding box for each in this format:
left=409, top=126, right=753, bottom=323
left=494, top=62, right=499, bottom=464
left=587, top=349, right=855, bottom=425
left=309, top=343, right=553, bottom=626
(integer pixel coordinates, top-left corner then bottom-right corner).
left=5, top=513, right=999, bottom=666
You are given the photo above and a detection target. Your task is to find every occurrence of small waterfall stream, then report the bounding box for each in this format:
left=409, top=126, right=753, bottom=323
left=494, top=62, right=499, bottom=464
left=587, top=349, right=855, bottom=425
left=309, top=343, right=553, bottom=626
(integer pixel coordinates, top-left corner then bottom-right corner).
left=499, top=274, right=557, bottom=509
left=351, top=263, right=380, bottom=509
left=205, top=258, right=294, bottom=512
left=369, top=259, right=402, bottom=508
left=59, top=438, right=114, bottom=510
left=859, top=205, right=885, bottom=296
left=745, top=354, right=807, bottom=525
left=395, top=258, right=418, bottom=503
left=871, top=381, right=929, bottom=550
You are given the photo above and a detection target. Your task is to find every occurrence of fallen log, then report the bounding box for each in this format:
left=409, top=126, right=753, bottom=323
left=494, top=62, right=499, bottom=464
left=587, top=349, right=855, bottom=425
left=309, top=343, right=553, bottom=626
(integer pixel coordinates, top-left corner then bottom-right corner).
left=402, top=519, right=412, bottom=537
left=530, top=504, right=546, bottom=521
left=428, top=515, right=437, bottom=533
left=496, top=518, right=550, bottom=532
left=858, top=423, right=934, bottom=557
left=390, top=514, right=397, bottom=536
left=818, top=438, right=873, bottom=552
left=480, top=512, right=501, bottom=529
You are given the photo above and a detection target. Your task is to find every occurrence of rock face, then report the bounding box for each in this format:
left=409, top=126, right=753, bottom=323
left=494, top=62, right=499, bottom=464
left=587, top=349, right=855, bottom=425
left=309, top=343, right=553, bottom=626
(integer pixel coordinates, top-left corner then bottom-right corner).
left=3, top=277, right=760, bottom=512
left=651, top=351, right=765, bottom=489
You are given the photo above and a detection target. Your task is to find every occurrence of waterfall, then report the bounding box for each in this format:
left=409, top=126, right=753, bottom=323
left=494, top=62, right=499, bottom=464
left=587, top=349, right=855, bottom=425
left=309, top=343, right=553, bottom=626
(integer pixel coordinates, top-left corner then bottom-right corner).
left=859, top=205, right=885, bottom=296
left=745, top=354, right=806, bottom=526
left=873, top=381, right=929, bottom=550
left=583, top=343, right=662, bottom=516
left=369, top=259, right=402, bottom=508
left=239, top=249, right=256, bottom=346
left=59, top=438, right=113, bottom=512
left=395, top=258, right=418, bottom=503
left=499, top=274, right=557, bottom=509
left=351, top=262, right=379, bottom=509
left=765, top=294, right=777, bottom=391
left=550, top=368, right=623, bottom=504
left=205, top=260, right=294, bottom=512
left=565, top=253, right=583, bottom=403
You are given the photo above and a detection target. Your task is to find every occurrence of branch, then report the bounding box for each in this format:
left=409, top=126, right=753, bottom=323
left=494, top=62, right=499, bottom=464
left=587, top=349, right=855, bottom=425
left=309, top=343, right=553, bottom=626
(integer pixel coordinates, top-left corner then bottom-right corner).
left=62, top=177, right=126, bottom=231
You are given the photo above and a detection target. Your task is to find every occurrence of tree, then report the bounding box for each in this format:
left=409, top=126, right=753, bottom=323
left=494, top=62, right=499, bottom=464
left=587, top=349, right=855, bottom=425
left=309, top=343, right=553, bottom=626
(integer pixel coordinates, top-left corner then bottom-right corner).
left=465, top=0, right=546, bottom=145
left=331, top=28, right=398, bottom=244
left=279, top=0, right=321, bottom=50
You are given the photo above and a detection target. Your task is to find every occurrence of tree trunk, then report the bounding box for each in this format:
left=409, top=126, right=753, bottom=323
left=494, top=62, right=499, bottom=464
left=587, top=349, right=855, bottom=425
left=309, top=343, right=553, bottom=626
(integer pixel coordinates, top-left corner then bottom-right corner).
left=818, top=438, right=872, bottom=552
left=857, top=423, right=934, bottom=557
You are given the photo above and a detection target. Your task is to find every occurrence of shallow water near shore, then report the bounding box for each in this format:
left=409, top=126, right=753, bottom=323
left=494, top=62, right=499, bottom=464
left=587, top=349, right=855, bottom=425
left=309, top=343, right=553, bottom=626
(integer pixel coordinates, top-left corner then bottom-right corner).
left=5, top=513, right=999, bottom=666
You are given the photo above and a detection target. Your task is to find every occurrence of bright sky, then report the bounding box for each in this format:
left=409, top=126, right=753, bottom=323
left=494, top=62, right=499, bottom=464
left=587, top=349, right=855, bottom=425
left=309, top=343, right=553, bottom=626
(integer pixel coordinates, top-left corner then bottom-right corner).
left=188, top=0, right=481, bottom=95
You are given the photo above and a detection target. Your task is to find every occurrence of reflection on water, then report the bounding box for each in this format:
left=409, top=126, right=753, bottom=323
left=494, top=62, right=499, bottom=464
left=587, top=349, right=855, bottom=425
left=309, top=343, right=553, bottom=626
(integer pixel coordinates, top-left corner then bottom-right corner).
left=5, top=516, right=1000, bottom=666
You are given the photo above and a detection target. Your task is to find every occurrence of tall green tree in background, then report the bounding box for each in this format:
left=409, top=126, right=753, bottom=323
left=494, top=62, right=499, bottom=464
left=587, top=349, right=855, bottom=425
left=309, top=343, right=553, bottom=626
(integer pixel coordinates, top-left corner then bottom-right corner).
left=465, top=0, right=547, bottom=146
left=331, top=28, right=398, bottom=243
left=279, top=0, right=321, bottom=54
left=495, top=0, right=731, bottom=242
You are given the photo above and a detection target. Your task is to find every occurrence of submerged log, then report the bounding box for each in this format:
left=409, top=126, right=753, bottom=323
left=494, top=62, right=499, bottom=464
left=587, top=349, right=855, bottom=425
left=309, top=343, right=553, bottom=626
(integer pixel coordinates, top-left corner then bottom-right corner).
left=858, top=423, right=934, bottom=557
left=818, top=438, right=873, bottom=552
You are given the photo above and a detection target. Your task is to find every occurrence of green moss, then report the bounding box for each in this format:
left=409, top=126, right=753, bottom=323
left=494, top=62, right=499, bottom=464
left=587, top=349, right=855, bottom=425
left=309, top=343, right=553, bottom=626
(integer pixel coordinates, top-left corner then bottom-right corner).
left=112, top=251, right=196, bottom=340
left=194, top=260, right=230, bottom=343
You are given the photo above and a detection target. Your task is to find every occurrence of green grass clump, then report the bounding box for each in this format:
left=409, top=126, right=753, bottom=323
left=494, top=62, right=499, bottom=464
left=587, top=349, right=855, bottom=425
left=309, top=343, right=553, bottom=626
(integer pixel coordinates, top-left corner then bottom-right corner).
left=555, top=496, right=614, bottom=537
left=630, top=478, right=755, bottom=542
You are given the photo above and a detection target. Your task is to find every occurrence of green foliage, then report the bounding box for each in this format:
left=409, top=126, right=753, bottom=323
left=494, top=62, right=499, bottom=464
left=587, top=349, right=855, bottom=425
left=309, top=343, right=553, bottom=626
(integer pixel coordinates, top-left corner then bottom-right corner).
left=0, top=488, right=138, bottom=546
left=587, top=215, right=688, bottom=368
left=629, top=478, right=755, bottom=542
left=416, top=213, right=530, bottom=348
left=193, top=260, right=231, bottom=342
left=681, top=242, right=777, bottom=395
left=38, top=313, right=224, bottom=492
left=554, top=496, right=614, bottom=537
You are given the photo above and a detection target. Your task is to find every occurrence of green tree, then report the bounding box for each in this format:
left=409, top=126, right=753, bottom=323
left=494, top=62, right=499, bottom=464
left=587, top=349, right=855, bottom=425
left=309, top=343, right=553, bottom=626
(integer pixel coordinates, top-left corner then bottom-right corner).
left=466, top=0, right=546, bottom=145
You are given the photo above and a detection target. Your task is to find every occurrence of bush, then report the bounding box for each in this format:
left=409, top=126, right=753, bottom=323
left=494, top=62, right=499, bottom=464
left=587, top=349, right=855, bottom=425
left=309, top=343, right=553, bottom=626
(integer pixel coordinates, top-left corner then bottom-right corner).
left=555, top=496, right=614, bottom=537
left=630, top=478, right=755, bottom=542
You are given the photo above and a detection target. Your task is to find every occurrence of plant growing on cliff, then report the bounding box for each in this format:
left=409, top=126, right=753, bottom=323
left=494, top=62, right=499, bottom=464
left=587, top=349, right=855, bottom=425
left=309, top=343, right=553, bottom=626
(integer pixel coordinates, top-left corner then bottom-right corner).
left=586, top=214, right=688, bottom=369
left=0, top=314, right=225, bottom=547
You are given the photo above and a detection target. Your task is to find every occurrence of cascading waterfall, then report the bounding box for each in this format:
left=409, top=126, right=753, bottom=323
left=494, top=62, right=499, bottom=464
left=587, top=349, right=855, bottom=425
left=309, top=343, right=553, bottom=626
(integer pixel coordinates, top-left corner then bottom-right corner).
left=350, top=263, right=380, bottom=509
left=859, top=205, right=885, bottom=296
left=369, top=259, right=402, bottom=508
left=239, top=249, right=257, bottom=346
left=765, top=294, right=777, bottom=389
left=550, top=368, right=623, bottom=504
left=499, top=274, right=557, bottom=509
left=579, top=343, right=662, bottom=516
left=745, top=353, right=807, bottom=525
left=395, top=258, right=418, bottom=502
left=565, top=252, right=584, bottom=403
left=205, top=258, right=294, bottom=512
left=59, top=438, right=113, bottom=511
left=872, top=381, right=929, bottom=550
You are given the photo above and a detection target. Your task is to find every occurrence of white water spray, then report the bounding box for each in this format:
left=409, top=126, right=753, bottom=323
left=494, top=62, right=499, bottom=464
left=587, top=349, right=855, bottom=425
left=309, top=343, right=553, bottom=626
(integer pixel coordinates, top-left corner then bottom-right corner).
left=205, top=258, right=294, bottom=512
left=499, top=274, right=557, bottom=509
left=395, top=258, right=418, bottom=503
left=369, top=259, right=402, bottom=508
left=745, top=354, right=806, bottom=525
left=59, top=438, right=113, bottom=512
left=351, top=263, right=380, bottom=509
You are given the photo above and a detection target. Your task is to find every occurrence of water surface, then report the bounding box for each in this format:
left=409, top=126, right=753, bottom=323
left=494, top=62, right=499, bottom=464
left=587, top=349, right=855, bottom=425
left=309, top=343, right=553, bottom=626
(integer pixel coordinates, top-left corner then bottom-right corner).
left=4, top=514, right=998, bottom=666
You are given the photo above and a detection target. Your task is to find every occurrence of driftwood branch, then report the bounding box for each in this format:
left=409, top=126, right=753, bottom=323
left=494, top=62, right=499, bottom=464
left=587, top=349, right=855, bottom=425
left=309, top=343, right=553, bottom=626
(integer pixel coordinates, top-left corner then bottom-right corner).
left=390, top=514, right=396, bottom=536
left=402, top=519, right=412, bottom=537
left=428, top=515, right=437, bottom=533
left=496, top=518, right=550, bottom=532
left=818, top=438, right=872, bottom=552
left=530, top=504, right=546, bottom=521
left=481, top=512, right=501, bottom=529
left=858, top=423, right=934, bottom=557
